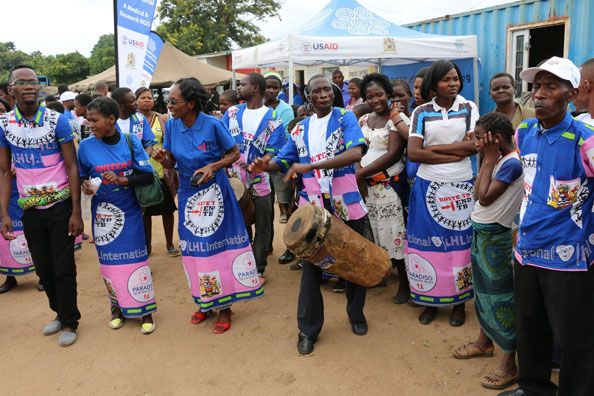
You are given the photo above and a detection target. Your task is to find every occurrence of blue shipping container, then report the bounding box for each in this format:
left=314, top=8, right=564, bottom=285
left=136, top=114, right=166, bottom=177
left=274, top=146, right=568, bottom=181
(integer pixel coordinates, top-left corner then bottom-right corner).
left=405, top=0, right=594, bottom=114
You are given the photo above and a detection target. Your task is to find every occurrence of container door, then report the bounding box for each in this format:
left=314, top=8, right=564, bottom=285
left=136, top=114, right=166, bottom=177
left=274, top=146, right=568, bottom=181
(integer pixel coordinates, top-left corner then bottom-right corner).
left=510, top=29, right=529, bottom=98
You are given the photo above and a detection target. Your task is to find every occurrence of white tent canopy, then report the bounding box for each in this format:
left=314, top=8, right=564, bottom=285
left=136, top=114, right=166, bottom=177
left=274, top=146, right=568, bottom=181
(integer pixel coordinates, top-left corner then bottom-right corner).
left=232, top=0, right=478, bottom=103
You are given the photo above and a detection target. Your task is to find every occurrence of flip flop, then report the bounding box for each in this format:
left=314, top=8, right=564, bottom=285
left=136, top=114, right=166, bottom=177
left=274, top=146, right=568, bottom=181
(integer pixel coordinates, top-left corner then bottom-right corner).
left=191, top=311, right=209, bottom=325
left=452, top=343, right=494, bottom=359
left=480, top=368, right=518, bottom=389
left=167, top=248, right=181, bottom=257
left=213, top=310, right=232, bottom=334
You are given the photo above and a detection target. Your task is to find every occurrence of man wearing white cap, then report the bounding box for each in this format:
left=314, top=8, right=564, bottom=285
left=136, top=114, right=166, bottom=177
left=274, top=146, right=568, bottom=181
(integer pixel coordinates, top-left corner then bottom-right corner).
left=499, top=57, right=594, bottom=396
left=59, top=91, right=76, bottom=121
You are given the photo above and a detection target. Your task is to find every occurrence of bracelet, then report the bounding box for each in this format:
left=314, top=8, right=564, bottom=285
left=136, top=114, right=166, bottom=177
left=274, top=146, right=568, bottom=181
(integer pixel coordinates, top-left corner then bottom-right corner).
left=393, top=119, right=404, bottom=127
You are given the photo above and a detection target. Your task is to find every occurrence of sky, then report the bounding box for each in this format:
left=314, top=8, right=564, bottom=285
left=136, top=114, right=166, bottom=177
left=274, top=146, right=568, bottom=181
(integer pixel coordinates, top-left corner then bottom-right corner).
left=1, top=0, right=513, bottom=57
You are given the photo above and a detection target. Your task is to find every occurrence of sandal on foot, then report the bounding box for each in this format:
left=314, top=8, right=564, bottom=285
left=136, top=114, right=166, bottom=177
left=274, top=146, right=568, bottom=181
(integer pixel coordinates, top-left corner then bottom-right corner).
left=480, top=368, right=518, bottom=389
left=141, top=321, right=156, bottom=334
left=452, top=343, right=494, bottom=359
left=213, top=321, right=231, bottom=334
left=109, top=317, right=125, bottom=330
left=419, top=307, right=437, bottom=325
left=167, top=248, right=181, bottom=257
left=191, top=311, right=209, bottom=325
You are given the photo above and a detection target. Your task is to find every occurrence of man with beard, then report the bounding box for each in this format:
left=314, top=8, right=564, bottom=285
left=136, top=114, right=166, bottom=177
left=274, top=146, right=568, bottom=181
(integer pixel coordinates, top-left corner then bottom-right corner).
left=489, top=72, right=535, bottom=129
left=111, top=87, right=157, bottom=154
left=0, top=65, right=83, bottom=346
left=222, top=73, right=285, bottom=285
left=499, top=57, right=594, bottom=396
left=249, top=75, right=372, bottom=355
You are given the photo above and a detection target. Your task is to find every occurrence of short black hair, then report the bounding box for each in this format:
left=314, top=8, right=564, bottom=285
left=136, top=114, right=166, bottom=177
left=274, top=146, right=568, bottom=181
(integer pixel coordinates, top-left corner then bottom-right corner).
left=332, top=70, right=343, bottom=76
left=246, top=73, right=266, bottom=96
left=8, top=64, right=35, bottom=82
left=580, top=58, right=594, bottom=81
left=45, top=95, right=57, bottom=103
left=220, top=89, right=238, bottom=104
left=95, top=81, right=108, bottom=91
left=490, top=72, right=515, bottom=87
left=475, top=112, right=515, bottom=142
left=175, top=77, right=209, bottom=114
left=135, top=87, right=150, bottom=98
left=415, top=67, right=429, bottom=80
left=57, top=84, right=69, bottom=95
left=287, top=116, right=305, bottom=132
left=46, top=101, right=65, bottom=114
left=0, top=97, right=10, bottom=113
left=307, top=74, right=330, bottom=87
left=75, top=93, right=93, bottom=107
left=360, top=73, right=393, bottom=101
left=391, top=79, right=412, bottom=97
left=111, top=87, right=132, bottom=105
left=352, top=102, right=372, bottom=119
left=0, top=82, right=9, bottom=95
left=421, top=60, right=464, bottom=102
left=87, top=96, right=120, bottom=119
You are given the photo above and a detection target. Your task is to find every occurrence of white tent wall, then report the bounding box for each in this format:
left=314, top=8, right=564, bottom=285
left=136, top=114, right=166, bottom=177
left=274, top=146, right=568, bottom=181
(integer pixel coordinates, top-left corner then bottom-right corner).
left=231, top=0, right=478, bottom=105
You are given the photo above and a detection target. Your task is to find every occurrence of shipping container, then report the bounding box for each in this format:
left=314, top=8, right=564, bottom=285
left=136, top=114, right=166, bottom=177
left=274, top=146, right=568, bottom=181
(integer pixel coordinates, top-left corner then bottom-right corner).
left=405, top=0, right=594, bottom=114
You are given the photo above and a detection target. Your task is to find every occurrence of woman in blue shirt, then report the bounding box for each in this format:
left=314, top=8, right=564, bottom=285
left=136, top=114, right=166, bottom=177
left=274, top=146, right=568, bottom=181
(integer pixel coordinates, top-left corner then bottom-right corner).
left=152, top=78, right=263, bottom=334
left=78, top=97, right=157, bottom=334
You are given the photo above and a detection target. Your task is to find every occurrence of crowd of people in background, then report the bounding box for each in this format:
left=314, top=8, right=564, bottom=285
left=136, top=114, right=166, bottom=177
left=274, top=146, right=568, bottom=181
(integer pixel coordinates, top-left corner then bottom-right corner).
left=1, top=54, right=594, bottom=396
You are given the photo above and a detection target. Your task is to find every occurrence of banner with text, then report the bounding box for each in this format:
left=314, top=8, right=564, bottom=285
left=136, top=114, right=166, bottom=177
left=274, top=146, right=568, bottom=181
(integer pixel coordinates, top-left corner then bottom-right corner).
left=115, top=0, right=157, bottom=90
left=141, top=32, right=164, bottom=88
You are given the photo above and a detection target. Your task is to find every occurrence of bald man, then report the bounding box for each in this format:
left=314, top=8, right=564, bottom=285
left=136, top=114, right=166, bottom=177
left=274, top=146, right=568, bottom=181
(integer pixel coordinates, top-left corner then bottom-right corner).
left=574, top=58, right=594, bottom=125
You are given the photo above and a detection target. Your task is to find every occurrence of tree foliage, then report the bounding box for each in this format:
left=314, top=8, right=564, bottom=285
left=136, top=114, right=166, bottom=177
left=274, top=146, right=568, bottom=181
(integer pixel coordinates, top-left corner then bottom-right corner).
left=48, top=52, right=90, bottom=85
left=89, top=34, right=115, bottom=74
left=156, top=0, right=280, bottom=55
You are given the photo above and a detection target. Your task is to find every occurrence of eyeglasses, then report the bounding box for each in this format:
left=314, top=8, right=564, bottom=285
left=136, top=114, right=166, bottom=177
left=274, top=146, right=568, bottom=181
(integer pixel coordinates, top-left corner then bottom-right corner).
left=11, top=80, right=40, bottom=87
left=168, top=99, right=186, bottom=105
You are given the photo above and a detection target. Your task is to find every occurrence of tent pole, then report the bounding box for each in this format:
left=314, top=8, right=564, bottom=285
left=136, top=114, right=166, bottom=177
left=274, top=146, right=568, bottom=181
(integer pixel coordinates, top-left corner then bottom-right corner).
left=232, top=70, right=236, bottom=90
left=472, top=57, right=479, bottom=108
left=377, top=59, right=383, bottom=74
left=288, top=61, right=294, bottom=105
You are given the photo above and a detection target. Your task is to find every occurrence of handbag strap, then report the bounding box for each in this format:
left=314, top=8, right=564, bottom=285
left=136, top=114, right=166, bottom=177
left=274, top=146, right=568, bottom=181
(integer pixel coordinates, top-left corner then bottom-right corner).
left=123, top=132, right=134, bottom=163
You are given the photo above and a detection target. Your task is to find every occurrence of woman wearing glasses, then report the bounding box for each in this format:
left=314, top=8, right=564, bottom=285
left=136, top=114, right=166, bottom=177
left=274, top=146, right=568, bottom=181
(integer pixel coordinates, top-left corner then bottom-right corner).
left=152, top=78, right=263, bottom=334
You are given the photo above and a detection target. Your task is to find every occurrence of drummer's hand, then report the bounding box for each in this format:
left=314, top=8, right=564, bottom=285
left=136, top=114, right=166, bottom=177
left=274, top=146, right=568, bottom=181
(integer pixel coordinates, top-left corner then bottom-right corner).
left=248, top=157, right=269, bottom=173
left=0, top=214, right=15, bottom=240
left=284, top=163, right=313, bottom=183
left=193, top=164, right=214, bottom=185
left=237, top=162, right=250, bottom=171
left=151, top=146, right=167, bottom=162
left=82, top=179, right=96, bottom=195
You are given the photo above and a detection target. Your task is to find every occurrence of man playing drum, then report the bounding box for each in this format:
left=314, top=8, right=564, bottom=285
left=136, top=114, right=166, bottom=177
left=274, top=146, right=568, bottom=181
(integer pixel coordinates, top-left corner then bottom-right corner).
left=249, top=74, right=373, bottom=355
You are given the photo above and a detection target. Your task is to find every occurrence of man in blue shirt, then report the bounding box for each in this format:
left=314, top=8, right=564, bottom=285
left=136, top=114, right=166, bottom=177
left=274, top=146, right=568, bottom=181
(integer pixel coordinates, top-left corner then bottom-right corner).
left=500, top=57, right=594, bottom=396
left=59, top=91, right=77, bottom=121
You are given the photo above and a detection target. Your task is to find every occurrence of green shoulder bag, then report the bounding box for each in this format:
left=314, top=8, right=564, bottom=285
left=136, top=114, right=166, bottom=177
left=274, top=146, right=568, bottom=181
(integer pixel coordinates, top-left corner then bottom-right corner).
left=123, top=133, right=164, bottom=207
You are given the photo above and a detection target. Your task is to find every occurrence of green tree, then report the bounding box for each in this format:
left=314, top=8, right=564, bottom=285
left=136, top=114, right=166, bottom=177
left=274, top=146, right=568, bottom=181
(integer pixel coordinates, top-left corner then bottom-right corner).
left=156, top=0, right=280, bottom=55
left=89, top=34, right=115, bottom=74
left=48, top=52, right=90, bottom=84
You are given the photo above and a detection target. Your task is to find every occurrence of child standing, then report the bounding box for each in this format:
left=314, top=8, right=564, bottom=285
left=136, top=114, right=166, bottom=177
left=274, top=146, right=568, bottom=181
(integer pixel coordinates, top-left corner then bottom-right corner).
left=452, top=112, right=524, bottom=390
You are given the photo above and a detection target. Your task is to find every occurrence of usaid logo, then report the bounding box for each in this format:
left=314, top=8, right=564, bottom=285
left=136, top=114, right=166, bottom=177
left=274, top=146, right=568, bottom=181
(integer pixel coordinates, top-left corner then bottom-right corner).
left=301, top=42, right=339, bottom=53
left=121, top=35, right=145, bottom=49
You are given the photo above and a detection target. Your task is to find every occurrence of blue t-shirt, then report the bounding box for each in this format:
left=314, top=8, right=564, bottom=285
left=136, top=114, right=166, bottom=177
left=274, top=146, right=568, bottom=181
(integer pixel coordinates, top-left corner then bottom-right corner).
left=78, top=133, right=153, bottom=196
left=163, top=112, right=236, bottom=187
left=494, top=158, right=523, bottom=184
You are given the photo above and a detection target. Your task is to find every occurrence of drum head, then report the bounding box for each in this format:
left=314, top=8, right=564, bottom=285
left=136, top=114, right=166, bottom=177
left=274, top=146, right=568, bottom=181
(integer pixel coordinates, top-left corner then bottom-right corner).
left=228, top=177, right=245, bottom=201
left=283, top=204, right=326, bottom=254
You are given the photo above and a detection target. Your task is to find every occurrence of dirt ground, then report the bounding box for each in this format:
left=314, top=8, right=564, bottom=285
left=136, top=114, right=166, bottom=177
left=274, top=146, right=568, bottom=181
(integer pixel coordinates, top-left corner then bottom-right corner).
left=1, top=208, right=558, bottom=396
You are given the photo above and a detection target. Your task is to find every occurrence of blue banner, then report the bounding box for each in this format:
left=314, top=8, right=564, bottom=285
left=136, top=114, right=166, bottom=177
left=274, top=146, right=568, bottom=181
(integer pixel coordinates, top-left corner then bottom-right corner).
left=141, top=31, right=164, bottom=86
left=115, top=0, right=158, bottom=89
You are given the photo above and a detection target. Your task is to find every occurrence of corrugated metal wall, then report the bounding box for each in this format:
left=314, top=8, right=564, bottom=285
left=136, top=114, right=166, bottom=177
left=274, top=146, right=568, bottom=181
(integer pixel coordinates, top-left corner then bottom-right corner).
left=405, top=0, right=594, bottom=114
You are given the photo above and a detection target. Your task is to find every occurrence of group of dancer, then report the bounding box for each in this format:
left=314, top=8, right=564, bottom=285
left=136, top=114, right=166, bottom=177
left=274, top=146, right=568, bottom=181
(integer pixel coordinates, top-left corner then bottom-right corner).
left=1, top=55, right=594, bottom=396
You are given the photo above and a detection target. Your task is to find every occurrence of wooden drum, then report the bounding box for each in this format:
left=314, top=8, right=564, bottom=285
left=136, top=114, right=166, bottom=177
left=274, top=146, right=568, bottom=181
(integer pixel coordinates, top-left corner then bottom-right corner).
left=284, top=204, right=391, bottom=287
left=229, top=177, right=255, bottom=226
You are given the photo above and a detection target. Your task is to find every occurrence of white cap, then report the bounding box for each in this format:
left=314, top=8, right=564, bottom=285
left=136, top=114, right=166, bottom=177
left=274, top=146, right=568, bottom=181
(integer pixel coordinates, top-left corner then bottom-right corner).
left=519, top=56, right=580, bottom=89
left=60, top=91, right=76, bottom=101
